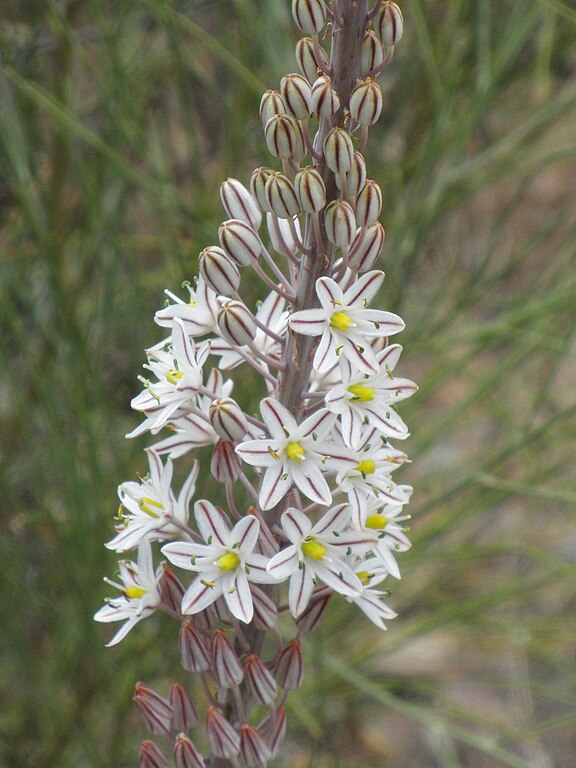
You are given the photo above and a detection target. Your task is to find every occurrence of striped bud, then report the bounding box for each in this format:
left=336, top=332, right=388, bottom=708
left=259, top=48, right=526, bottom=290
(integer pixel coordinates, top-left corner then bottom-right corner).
left=295, top=36, right=329, bottom=84
left=218, top=219, right=261, bottom=266
left=294, top=166, right=326, bottom=213
left=323, top=127, right=354, bottom=174
left=220, top=178, right=262, bottom=230
left=199, top=246, right=240, bottom=295
left=295, top=588, right=332, bottom=633
left=292, top=0, right=327, bottom=35
left=346, top=150, right=367, bottom=198
left=376, top=2, right=404, bottom=46
left=350, top=79, right=383, bottom=126
left=217, top=300, right=257, bottom=346
left=267, top=212, right=301, bottom=258
left=265, top=172, right=301, bottom=219
left=179, top=619, right=212, bottom=673
left=244, top=654, right=278, bottom=705
left=206, top=707, right=240, bottom=759
left=209, top=397, right=248, bottom=441
left=174, top=734, right=205, bottom=768
left=311, top=74, right=341, bottom=119
left=240, top=724, right=272, bottom=768
left=159, top=563, right=185, bottom=613
left=212, top=628, right=244, bottom=688
left=211, top=439, right=243, bottom=483
left=355, top=179, right=383, bottom=226
left=264, top=114, right=306, bottom=161
left=362, top=29, right=384, bottom=75
left=134, top=683, right=173, bottom=736
left=259, top=707, right=287, bottom=758
left=274, top=639, right=303, bottom=690
left=259, top=90, right=287, bottom=127
left=250, top=167, right=274, bottom=212
left=324, top=199, right=356, bottom=247
left=140, top=740, right=169, bottom=768
left=251, top=583, right=279, bottom=629
left=281, top=73, right=312, bottom=120
left=170, top=683, right=199, bottom=731
left=348, top=221, right=386, bottom=272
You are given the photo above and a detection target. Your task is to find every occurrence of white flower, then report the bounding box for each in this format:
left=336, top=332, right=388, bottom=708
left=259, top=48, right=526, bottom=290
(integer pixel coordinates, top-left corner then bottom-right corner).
left=155, top=276, right=219, bottom=339
left=106, top=449, right=198, bottom=552
left=347, top=557, right=397, bottom=630
left=161, top=501, right=277, bottom=623
left=266, top=505, right=376, bottom=617
left=236, top=398, right=357, bottom=510
left=352, top=494, right=412, bottom=579
left=94, top=539, right=162, bottom=646
left=288, top=271, right=404, bottom=374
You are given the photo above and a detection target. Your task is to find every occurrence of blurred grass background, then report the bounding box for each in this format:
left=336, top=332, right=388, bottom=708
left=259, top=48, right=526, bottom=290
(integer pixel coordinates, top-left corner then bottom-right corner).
left=1, top=1, right=576, bottom=766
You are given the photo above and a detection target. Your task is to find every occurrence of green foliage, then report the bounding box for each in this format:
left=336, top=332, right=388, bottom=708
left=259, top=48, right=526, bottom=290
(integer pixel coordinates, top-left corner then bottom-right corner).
left=1, top=1, right=575, bottom=765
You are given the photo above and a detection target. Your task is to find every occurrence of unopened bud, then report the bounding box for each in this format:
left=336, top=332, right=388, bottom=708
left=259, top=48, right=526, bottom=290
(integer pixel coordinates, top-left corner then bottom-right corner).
left=174, top=734, right=205, bottom=768
left=294, top=166, right=326, bottom=213
left=348, top=222, right=386, bottom=272
left=209, top=397, right=248, bottom=441
left=274, top=639, right=304, bottom=690
left=292, top=0, right=327, bottom=35
left=259, top=89, right=287, bottom=127
left=206, top=707, right=240, bottom=759
left=179, top=619, right=211, bottom=673
left=347, top=150, right=367, bottom=198
left=259, top=707, right=287, bottom=758
left=295, top=36, right=329, bottom=83
left=199, top=246, right=240, bottom=296
left=212, top=628, right=244, bottom=688
left=355, top=179, right=383, bottom=227
left=376, top=1, right=404, bottom=46
left=267, top=212, right=301, bottom=258
left=244, top=654, right=278, bottom=705
left=323, top=127, right=354, bottom=174
left=170, top=683, right=199, bottom=730
left=220, top=178, right=262, bottom=230
left=211, top=439, right=243, bottom=483
left=311, top=74, right=341, bottom=119
left=281, top=73, right=312, bottom=120
left=251, top=583, right=279, bottom=629
left=240, top=724, right=272, bottom=768
left=350, top=79, right=383, bottom=126
left=159, top=562, right=185, bottom=613
left=362, top=29, right=384, bottom=75
left=324, top=199, right=356, bottom=247
left=217, top=299, right=257, bottom=347
left=295, top=587, right=332, bottom=633
left=264, top=114, right=306, bottom=161
left=265, top=172, right=301, bottom=219
left=250, top=167, right=274, bottom=212
left=134, top=682, right=173, bottom=736
left=218, top=219, right=261, bottom=267
left=140, top=740, right=169, bottom=768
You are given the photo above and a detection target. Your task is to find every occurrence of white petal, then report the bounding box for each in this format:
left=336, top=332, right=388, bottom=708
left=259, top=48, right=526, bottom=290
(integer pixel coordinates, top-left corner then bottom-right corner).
left=313, top=503, right=351, bottom=536
left=266, top=544, right=300, bottom=580
left=316, top=276, right=344, bottom=309
left=260, top=398, right=297, bottom=439
left=281, top=508, right=312, bottom=543
left=235, top=439, right=279, bottom=467
left=232, top=515, right=260, bottom=555
left=194, top=499, right=230, bottom=546
left=314, top=560, right=362, bottom=597
left=181, top=576, right=223, bottom=614
left=343, top=270, right=384, bottom=306
left=288, top=564, right=315, bottom=617
left=223, top=570, right=253, bottom=623
left=291, top=462, right=333, bottom=506
left=259, top=463, right=293, bottom=511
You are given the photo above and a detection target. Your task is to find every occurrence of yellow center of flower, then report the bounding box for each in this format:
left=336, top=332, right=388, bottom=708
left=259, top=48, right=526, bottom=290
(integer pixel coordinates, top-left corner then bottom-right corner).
left=347, top=384, right=375, bottom=401
left=286, top=442, right=305, bottom=461
left=301, top=539, right=326, bottom=560
left=216, top=552, right=240, bottom=572
left=124, top=585, right=147, bottom=599
left=356, top=460, right=376, bottom=475
left=139, top=497, right=164, bottom=518
left=356, top=571, right=373, bottom=586
left=167, top=369, right=183, bottom=384
left=330, top=311, right=353, bottom=330
left=365, top=513, right=388, bottom=529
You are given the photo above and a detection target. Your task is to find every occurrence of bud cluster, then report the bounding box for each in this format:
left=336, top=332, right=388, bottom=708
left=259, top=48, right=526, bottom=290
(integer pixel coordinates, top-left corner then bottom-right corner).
left=96, top=2, right=413, bottom=766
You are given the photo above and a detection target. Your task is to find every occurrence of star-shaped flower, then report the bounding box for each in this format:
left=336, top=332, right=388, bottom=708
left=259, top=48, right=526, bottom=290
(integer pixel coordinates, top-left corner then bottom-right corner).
left=155, top=276, right=219, bottom=339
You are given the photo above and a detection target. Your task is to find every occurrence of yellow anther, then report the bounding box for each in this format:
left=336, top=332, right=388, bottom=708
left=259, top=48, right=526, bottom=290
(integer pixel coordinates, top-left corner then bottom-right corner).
left=366, top=513, right=388, bottom=529
left=330, top=311, right=353, bottom=331
left=216, top=552, right=240, bottom=572
left=356, top=459, right=376, bottom=475
left=348, top=384, right=375, bottom=402
left=139, top=497, right=164, bottom=518
left=124, top=585, right=147, bottom=599
left=167, top=369, right=184, bottom=384
left=286, top=442, right=305, bottom=461
left=301, top=539, right=326, bottom=561
left=356, top=571, right=373, bottom=586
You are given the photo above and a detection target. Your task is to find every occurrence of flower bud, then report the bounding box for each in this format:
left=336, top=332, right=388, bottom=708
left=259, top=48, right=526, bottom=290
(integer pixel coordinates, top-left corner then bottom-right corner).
left=350, top=79, right=383, bottom=126
left=267, top=212, right=301, bottom=258
left=170, top=683, right=199, bottom=730
left=311, top=74, right=341, bottom=119
left=362, top=29, right=384, bottom=75
left=211, top=439, right=243, bottom=483
left=251, top=583, right=279, bottom=629
left=264, top=114, right=306, bottom=161
left=218, top=219, right=261, bottom=267
left=134, top=683, right=173, bottom=736
left=347, top=150, right=367, bottom=198
left=295, top=587, right=332, bottom=633
left=240, top=724, right=272, bottom=768
left=324, top=199, right=356, bottom=247
left=355, top=179, right=383, bottom=226
left=259, top=89, right=287, bottom=127
left=217, top=299, right=257, bottom=346
left=281, top=73, right=312, bottom=120
left=250, top=167, right=274, bottom=212
left=292, top=0, right=327, bottom=35
left=140, top=740, right=169, bottom=768
left=274, top=640, right=303, bottom=690
left=294, top=166, right=326, bottom=213
left=212, top=628, right=244, bottom=688
left=174, top=734, right=205, bottom=768
left=209, top=397, right=248, bottom=441
left=179, top=619, right=211, bottom=673
left=295, top=36, right=329, bottom=83
left=206, top=707, right=240, bottom=759
left=259, top=707, right=287, bottom=758
left=265, top=172, right=301, bottom=219
left=323, top=127, right=354, bottom=174
left=348, top=221, right=386, bottom=272
left=159, top=562, right=185, bottom=613
left=220, top=178, right=262, bottom=230
left=199, top=246, right=240, bottom=295
left=376, top=1, right=404, bottom=46
left=244, top=654, right=278, bottom=705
